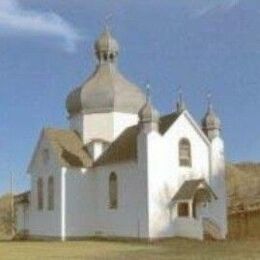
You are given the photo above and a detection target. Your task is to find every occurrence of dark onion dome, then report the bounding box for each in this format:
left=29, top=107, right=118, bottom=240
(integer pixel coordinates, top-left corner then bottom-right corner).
left=201, top=104, right=221, bottom=131
left=138, top=84, right=160, bottom=124
left=66, top=28, right=146, bottom=116
left=138, top=98, right=160, bottom=123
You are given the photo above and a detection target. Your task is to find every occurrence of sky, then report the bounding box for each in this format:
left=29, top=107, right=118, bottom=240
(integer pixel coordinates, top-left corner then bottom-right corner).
left=0, top=0, right=259, bottom=195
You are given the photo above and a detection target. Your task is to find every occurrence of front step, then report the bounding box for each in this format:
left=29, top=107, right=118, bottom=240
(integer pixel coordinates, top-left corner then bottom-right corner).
left=202, top=218, right=222, bottom=240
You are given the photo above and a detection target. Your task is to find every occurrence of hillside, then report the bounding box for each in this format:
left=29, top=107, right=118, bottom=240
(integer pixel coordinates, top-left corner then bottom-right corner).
left=226, top=163, right=260, bottom=214
left=0, top=194, right=11, bottom=239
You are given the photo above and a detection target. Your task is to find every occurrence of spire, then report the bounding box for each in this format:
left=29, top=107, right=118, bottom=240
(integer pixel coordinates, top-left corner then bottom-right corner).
left=176, top=86, right=186, bottom=113
left=206, top=92, right=213, bottom=113
left=104, top=13, right=113, bottom=31
left=145, top=81, right=151, bottom=103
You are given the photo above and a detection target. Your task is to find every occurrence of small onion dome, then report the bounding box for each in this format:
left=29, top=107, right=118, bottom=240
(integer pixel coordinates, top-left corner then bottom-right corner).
left=94, top=28, right=119, bottom=62
left=138, top=101, right=160, bottom=124
left=201, top=105, right=221, bottom=131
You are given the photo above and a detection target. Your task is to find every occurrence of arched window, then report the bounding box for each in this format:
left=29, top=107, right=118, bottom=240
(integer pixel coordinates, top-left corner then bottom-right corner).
left=42, top=149, right=49, bottom=164
left=37, top=178, right=44, bottom=210
left=109, top=172, right=118, bottom=209
left=179, top=138, right=192, bottom=167
left=48, top=176, right=54, bottom=210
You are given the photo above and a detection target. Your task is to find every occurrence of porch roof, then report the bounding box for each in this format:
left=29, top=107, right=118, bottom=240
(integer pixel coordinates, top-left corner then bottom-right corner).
left=172, top=179, right=217, bottom=202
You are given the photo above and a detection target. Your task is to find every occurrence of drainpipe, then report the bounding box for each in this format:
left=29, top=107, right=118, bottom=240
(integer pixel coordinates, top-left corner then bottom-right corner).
left=61, top=167, right=67, bottom=241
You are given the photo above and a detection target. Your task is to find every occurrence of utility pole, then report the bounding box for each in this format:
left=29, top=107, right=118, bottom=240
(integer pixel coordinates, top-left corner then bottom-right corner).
left=10, top=172, right=14, bottom=239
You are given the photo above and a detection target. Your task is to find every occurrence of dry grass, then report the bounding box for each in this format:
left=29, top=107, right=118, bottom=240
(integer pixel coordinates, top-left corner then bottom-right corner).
left=226, top=163, right=260, bottom=209
left=228, top=210, right=260, bottom=239
left=0, top=194, right=11, bottom=239
left=0, top=238, right=260, bottom=260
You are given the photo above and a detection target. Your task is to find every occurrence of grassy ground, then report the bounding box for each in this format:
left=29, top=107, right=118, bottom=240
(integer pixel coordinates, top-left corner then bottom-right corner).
left=0, top=211, right=259, bottom=259
left=0, top=238, right=260, bottom=260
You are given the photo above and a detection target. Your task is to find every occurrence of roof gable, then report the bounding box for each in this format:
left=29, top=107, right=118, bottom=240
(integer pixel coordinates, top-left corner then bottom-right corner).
left=182, top=111, right=210, bottom=146
left=159, top=112, right=180, bottom=134
left=44, top=128, right=92, bottom=168
left=28, top=128, right=92, bottom=173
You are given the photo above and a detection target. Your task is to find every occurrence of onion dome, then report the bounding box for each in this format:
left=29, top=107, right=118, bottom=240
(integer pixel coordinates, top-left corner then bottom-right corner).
left=66, top=28, right=146, bottom=116
left=138, top=84, right=160, bottom=124
left=138, top=101, right=160, bottom=123
left=201, top=104, right=221, bottom=131
left=201, top=97, right=221, bottom=141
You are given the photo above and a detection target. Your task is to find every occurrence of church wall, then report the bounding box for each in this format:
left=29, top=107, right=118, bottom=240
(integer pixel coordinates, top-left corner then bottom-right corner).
left=94, top=161, right=145, bottom=238
left=64, top=168, right=97, bottom=237
left=163, top=113, right=210, bottom=186
left=28, top=138, right=62, bottom=237
left=112, top=112, right=139, bottom=139
left=208, top=136, right=227, bottom=238
left=78, top=112, right=138, bottom=143
left=172, top=217, right=203, bottom=240
left=145, top=113, right=210, bottom=238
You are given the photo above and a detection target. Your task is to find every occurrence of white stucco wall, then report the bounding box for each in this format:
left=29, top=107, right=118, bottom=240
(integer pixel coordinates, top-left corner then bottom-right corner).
left=28, top=136, right=62, bottom=238
left=208, top=136, right=227, bottom=238
left=93, top=162, right=146, bottom=238
left=70, top=112, right=138, bottom=144
left=144, top=112, right=211, bottom=238
left=64, top=168, right=96, bottom=238
left=173, top=217, right=203, bottom=240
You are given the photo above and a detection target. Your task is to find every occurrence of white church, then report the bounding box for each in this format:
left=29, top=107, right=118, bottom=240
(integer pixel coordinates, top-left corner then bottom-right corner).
left=15, top=28, right=227, bottom=241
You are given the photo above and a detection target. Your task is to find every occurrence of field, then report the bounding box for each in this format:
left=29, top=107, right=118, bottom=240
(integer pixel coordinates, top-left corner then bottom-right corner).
left=0, top=239, right=260, bottom=260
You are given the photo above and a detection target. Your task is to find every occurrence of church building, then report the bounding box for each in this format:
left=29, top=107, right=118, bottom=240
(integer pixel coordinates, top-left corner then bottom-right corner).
left=15, top=28, right=227, bottom=241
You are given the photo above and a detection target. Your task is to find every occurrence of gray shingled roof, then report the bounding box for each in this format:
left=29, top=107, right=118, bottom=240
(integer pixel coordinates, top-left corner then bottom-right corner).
left=44, top=128, right=92, bottom=168
left=94, top=112, right=180, bottom=167
left=172, top=179, right=217, bottom=202
left=43, top=113, right=180, bottom=169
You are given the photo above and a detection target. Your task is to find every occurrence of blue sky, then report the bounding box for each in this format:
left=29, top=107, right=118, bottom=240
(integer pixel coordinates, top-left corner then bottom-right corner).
left=0, top=0, right=259, bottom=195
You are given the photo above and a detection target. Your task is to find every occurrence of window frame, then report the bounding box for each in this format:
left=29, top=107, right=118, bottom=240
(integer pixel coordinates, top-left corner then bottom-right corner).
left=177, top=202, right=189, bottom=217
left=109, top=172, right=118, bottom=209
left=37, top=177, right=44, bottom=211
left=48, top=176, right=54, bottom=211
left=42, top=148, right=50, bottom=165
left=179, top=138, right=192, bottom=167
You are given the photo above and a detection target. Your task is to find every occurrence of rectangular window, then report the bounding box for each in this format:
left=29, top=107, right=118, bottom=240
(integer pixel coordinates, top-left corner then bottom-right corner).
left=178, top=202, right=189, bottom=217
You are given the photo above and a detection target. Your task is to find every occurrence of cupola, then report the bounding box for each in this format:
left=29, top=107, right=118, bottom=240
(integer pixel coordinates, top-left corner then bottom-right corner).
left=94, top=27, right=119, bottom=64
left=138, top=84, right=160, bottom=133
left=201, top=96, right=221, bottom=141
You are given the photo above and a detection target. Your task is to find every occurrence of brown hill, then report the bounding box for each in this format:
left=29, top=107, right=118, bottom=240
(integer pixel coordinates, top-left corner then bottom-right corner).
left=226, top=162, right=260, bottom=214
left=0, top=194, right=12, bottom=239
